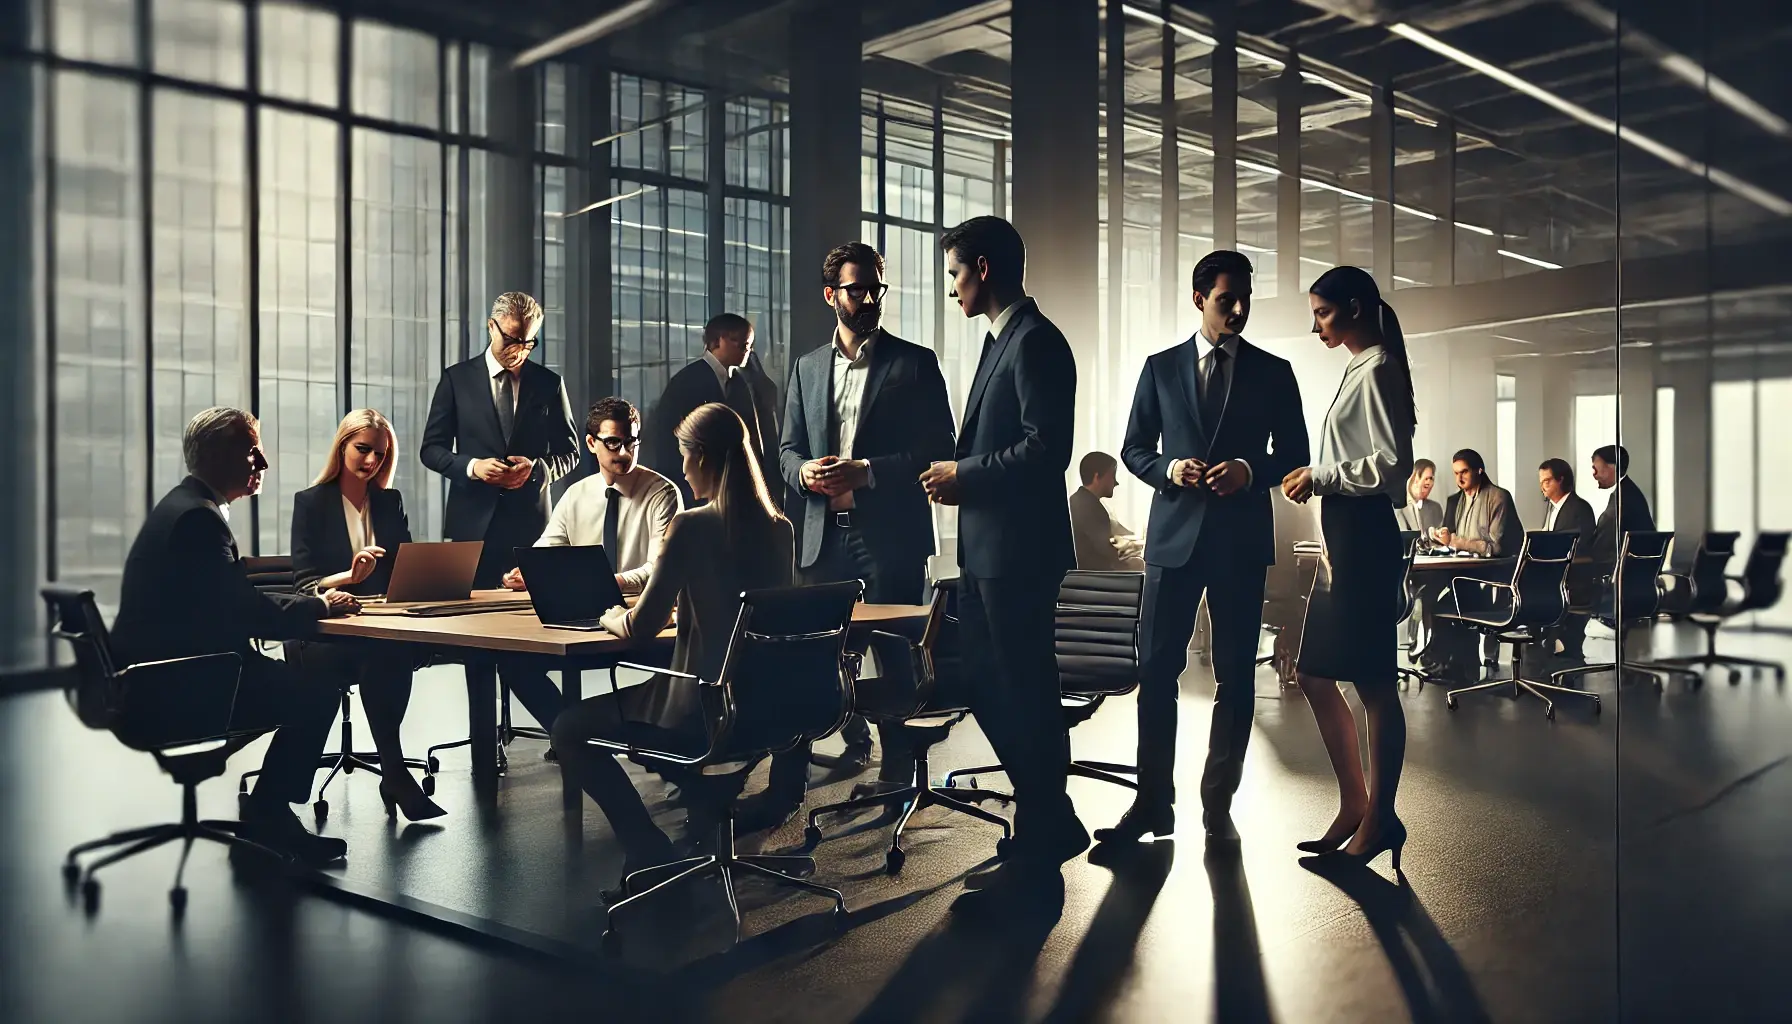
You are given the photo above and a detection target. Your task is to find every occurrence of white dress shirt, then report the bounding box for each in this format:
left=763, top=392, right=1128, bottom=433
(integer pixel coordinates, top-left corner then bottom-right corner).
left=467, top=348, right=522, bottom=479
left=987, top=296, right=1033, bottom=341
left=702, top=349, right=735, bottom=392
left=829, top=333, right=879, bottom=509
left=1167, top=332, right=1252, bottom=486
left=1543, top=494, right=1567, bottom=531
left=341, top=494, right=375, bottom=550
left=534, top=465, right=682, bottom=595
left=1310, top=345, right=1414, bottom=504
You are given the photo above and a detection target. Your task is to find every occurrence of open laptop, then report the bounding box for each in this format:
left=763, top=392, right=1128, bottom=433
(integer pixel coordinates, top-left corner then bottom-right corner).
left=515, top=545, right=627, bottom=631
left=360, top=541, right=484, bottom=604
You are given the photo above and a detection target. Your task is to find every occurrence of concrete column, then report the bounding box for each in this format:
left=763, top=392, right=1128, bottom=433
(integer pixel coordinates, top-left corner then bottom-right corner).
left=1012, top=0, right=1100, bottom=459
left=1, top=0, right=41, bottom=668
left=1370, top=82, right=1395, bottom=287
left=787, top=3, right=862, bottom=366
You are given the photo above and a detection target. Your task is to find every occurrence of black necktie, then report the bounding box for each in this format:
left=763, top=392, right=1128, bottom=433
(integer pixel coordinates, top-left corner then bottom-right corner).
left=1200, top=346, right=1229, bottom=426
left=495, top=370, right=515, bottom=443
left=602, top=486, right=621, bottom=573
left=980, top=331, right=996, bottom=364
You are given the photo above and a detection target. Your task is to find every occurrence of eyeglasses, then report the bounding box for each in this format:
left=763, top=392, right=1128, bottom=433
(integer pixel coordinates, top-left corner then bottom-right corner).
left=248, top=446, right=269, bottom=472
left=832, top=282, right=889, bottom=303
left=490, top=319, right=538, bottom=351
left=593, top=435, right=641, bottom=453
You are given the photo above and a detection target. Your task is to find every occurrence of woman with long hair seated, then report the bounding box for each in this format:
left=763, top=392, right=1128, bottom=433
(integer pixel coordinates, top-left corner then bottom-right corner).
left=550, top=402, right=794, bottom=876
left=289, top=409, right=446, bottom=821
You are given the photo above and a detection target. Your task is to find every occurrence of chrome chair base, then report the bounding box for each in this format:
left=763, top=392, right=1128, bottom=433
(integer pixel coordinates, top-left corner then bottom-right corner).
left=603, top=819, right=846, bottom=950
left=1445, top=669, right=1602, bottom=721
left=806, top=752, right=1013, bottom=874
left=64, top=782, right=284, bottom=916
left=1553, top=660, right=1703, bottom=695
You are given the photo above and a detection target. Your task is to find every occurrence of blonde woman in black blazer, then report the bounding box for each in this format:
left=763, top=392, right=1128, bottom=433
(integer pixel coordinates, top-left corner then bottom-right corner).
left=289, top=409, right=445, bottom=821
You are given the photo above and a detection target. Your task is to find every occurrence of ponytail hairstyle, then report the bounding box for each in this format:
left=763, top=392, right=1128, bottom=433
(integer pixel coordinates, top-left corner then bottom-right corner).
left=1308, top=265, right=1417, bottom=438
left=674, top=402, right=786, bottom=547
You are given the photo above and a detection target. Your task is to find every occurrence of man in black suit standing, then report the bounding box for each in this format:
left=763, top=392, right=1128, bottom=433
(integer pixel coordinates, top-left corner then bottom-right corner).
left=1539, top=457, right=1597, bottom=657
left=741, top=241, right=955, bottom=828
left=1589, top=443, right=1653, bottom=563
left=420, top=291, right=580, bottom=590
left=110, top=407, right=359, bottom=866
left=1109, top=250, right=1309, bottom=848
left=641, top=313, right=783, bottom=509
left=921, top=216, right=1085, bottom=901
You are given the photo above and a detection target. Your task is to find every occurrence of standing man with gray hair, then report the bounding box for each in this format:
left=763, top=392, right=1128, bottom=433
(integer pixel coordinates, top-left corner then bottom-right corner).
left=111, top=407, right=359, bottom=866
left=421, top=291, right=581, bottom=590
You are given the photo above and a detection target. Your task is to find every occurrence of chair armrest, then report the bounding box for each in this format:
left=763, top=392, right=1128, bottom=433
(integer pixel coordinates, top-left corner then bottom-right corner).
left=865, top=629, right=929, bottom=716
left=1449, top=576, right=1512, bottom=622
left=599, top=662, right=718, bottom=767
left=111, top=652, right=244, bottom=748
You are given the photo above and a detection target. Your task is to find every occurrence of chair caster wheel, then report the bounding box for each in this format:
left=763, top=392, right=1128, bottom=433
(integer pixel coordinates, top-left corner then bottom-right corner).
left=427, top=756, right=441, bottom=773
left=420, top=775, right=436, bottom=797
left=885, top=848, right=906, bottom=875
left=313, top=800, right=329, bottom=823
left=1730, top=670, right=1742, bottom=683
left=803, top=825, right=822, bottom=848
left=832, top=905, right=850, bottom=930
left=1445, top=697, right=1458, bottom=710
left=81, top=878, right=100, bottom=912
left=238, top=793, right=250, bottom=818
left=62, top=861, right=80, bottom=885
left=601, top=929, right=621, bottom=956
left=170, top=887, right=187, bottom=914
left=966, top=778, right=980, bottom=790
left=995, top=837, right=1012, bottom=859
left=1545, top=706, right=1556, bottom=720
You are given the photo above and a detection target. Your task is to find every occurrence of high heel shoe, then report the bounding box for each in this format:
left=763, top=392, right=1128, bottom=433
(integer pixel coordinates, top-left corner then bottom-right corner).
left=379, top=776, right=447, bottom=822
left=1295, top=811, right=1364, bottom=854
left=1319, top=818, right=1406, bottom=874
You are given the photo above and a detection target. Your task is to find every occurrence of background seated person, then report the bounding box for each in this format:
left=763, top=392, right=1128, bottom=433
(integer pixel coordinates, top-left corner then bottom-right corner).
left=288, top=409, right=444, bottom=821
left=549, top=403, right=794, bottom=880
left=1423, top=448, right=1525, bottom=674
left=1070, top=451, right=1146, bottom=572
left=1394, top=458, right=1443, bottom=533
left=499, top=397, right=682, bottom=746
left=109, top=407, right=358, bottom=866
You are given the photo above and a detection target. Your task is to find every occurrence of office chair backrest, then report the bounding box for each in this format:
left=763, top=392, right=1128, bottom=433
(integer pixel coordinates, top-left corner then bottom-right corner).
left=1738, top=532, right=1789, bottom=612
left=1688, top=532, right=1741, bottom=613
left=1612, top=531, right=1674, bottom=624
left=243, top=554, right=296, bottom=594
left=1510, top=530, right=1578, bottom=629
left=1396, top=530, right=1422, bottom=621
left=1055, top=571, right=1144, bottom=697
left=716, top=581, right=861, bottom=755
left=42, top=587, right=121, bottom=730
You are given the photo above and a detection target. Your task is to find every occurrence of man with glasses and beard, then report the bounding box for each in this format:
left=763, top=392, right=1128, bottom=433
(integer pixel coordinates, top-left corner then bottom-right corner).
left=421, top=291, right=581, bottom=590
left=498, top=397, right=683, bottom=742
left=735, top=241, right=956, bottom=832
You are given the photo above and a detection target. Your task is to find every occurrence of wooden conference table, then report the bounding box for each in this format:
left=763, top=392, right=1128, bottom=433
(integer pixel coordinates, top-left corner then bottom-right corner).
left=317, top=590, right=932, bottom=801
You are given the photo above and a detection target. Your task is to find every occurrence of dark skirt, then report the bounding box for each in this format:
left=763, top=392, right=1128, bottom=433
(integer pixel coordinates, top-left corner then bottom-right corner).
left=1296, top=493, right=1403, bottom=684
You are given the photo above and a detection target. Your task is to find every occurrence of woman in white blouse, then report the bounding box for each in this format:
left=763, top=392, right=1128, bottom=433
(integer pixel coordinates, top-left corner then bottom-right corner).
left=289, top=409, right=445, bottom=821
left=1280, top=266, right=1416, bottom=873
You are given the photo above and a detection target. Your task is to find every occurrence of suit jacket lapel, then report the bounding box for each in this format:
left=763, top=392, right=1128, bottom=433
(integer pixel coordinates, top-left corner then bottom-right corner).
left=1206, top=341, right=1247, bottom=450
left=805, top=346, right=830, bottom=460
left=962, top=309, right=1024, bottom=430
left=1176, top=336, right=1209, bottom=452
left=466, top=357, right=506, bottom=451
left=857, top=335, right=897, bottom=428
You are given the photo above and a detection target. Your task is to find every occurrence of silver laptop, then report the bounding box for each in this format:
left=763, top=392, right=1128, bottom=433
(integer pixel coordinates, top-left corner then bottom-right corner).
left=361, top=541, right=484, bottom=604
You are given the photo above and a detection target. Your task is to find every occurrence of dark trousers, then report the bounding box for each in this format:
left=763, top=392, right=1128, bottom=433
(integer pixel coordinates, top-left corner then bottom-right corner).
left=1138, top=554, right=1266, bottom=813
left=958, top=567, right=1078, bottom=840
left=285, top=640, right=418, bottom=739
left=550, top=682, right=703, bottom=864
left=766, top=518, right=927, bottom=797
left=235, top=651, right=344, bottom=807
left=469, top=498, right=547, bottom=590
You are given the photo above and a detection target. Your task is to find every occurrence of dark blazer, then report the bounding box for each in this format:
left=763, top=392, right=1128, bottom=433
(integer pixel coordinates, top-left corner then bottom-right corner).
left=1591, top=476, right=1653, bottom=564
left=1549, top=492, right=1597, bottom=551
left=1121, top=336, right=1309, bottom=569
left=110, top=476, right=326, bottom=664
left=419, top=354, right=579, bottom=542
left=291, top=481, right=414, bottom=597
left=644, top=353, right=783, bottom=508
left=780, top=332, right=955, bottom=571
left=953, top=299, right=1077, bottom=579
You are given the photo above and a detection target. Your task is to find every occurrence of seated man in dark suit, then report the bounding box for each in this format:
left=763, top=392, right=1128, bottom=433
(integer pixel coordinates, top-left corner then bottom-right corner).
left=1539, top=457, right=1597, bottom=657
left=109, top=407, right=359, bottom=866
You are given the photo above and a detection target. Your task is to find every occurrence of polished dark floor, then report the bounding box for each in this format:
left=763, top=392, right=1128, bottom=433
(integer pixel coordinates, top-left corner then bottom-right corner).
left=4, top=621, right=1790, bottom=1022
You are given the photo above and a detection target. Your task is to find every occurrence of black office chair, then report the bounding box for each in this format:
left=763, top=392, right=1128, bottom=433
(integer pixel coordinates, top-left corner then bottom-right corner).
left=1654, top=531, right=1789, bottom=683
left=1392, top=530, right=1429, bottom=690
left=235, top=555, right=433, bottom=821
left=600, top=581, right=861, bottom=949
left=44, top=587, right=285, bottom=916
left=944, top=570, right=1145, bottom=796
left=1552, top=531, right=1702, bottom=694
left=1440, top=531, right=1588, bottom=719
left=802, top=580, right=1013, bottom=874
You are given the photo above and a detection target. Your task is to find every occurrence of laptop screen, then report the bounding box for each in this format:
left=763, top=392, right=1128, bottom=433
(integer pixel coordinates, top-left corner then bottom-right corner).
left=514, top=546, right=626, bottom=623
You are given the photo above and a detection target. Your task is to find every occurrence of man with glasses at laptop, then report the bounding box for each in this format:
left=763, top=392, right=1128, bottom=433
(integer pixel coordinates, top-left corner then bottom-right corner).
left=499, top=396, right=683, bottom=751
